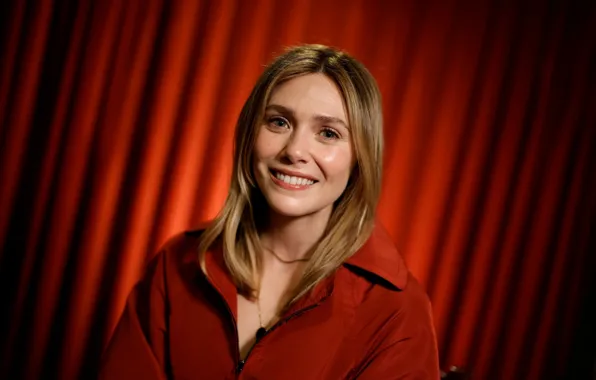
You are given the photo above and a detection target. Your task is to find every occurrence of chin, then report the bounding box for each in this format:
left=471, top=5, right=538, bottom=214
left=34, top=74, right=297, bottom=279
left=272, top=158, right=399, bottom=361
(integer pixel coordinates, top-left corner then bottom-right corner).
left=267, top=198, right=317, bottom=218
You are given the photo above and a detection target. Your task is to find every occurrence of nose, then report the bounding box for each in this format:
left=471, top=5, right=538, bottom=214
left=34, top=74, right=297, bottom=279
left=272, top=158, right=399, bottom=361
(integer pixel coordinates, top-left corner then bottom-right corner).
left=282, top=128, right=310, bottom=164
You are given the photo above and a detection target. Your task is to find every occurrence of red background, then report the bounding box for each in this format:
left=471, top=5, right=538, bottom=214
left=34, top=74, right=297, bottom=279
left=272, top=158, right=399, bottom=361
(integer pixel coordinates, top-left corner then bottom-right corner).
left=1, top=0, right=595, bottom=379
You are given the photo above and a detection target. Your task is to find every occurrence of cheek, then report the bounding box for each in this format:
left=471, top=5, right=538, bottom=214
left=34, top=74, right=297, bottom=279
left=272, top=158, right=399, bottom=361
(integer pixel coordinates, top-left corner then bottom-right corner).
left=254, top=128, right=282, bottom=160
left=253, top=130, right=271, bottom=161
left=317, top=146, right=354, bottom=181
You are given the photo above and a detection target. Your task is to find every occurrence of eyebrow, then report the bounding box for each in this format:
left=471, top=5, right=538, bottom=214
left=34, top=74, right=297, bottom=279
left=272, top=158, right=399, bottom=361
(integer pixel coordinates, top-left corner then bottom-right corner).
left=265, top=104, right=349, bottom=129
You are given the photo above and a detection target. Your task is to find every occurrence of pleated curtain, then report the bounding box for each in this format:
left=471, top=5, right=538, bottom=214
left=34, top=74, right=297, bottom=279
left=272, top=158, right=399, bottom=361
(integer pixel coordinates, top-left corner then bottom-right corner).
left=1, top=0, right=595, bottom=379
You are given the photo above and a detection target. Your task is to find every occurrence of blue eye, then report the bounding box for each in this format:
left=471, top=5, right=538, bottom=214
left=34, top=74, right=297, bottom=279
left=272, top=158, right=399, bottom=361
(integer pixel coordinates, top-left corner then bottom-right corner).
left=319, top=128, right=340, bottom=140
left=268, top=116, right=288, bottom=128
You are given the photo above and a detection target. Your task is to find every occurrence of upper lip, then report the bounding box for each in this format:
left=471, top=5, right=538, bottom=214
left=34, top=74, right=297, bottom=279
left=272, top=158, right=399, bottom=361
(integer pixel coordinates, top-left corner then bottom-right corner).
left=270, top=168, right=318, bottom=182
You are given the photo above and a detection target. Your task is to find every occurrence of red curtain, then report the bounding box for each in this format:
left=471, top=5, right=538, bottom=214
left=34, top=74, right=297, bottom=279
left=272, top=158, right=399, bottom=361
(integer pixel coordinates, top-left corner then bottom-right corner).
left=1, top=0, right=595, bottom=379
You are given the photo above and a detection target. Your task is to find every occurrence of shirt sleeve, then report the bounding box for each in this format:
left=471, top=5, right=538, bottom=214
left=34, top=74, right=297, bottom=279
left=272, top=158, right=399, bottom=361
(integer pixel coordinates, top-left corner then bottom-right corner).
left=355, top=293, right=440, bottom=379
left=98, top=252, right=168, bottom=380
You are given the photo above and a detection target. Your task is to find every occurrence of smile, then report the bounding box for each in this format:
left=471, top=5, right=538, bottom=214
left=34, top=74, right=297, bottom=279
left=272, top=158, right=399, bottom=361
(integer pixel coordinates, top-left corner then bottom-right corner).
left=269, top=169, right=317, bottom=190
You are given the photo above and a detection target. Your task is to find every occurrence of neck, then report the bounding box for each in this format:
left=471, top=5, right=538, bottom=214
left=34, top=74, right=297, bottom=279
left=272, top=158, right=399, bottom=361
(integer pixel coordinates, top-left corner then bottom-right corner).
left=259, top=207, right=332, bottom=263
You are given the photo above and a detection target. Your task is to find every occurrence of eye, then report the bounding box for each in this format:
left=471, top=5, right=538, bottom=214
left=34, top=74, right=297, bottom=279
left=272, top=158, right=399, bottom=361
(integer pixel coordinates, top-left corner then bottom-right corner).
left=267, top=116, right=289, bottom=129
left=319, top=127, right=340, bottom=140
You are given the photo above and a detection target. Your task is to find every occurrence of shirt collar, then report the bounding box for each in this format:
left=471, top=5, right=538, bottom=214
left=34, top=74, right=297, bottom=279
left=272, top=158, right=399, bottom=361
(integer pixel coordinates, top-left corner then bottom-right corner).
left=194, top=220, right=409, bottom=311
left=343, top=221, right=409, bottom=290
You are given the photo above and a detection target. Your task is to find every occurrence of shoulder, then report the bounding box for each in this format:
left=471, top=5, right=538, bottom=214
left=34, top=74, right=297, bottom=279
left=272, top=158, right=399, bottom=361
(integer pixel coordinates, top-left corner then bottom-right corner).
left=161, top=224, right=208, bottom=253
left=141, top=225, right=212, bottom=292
left=151, top=223, right=211, bottom=266
left=394, top=272, right=433, bottom=319
left=159, top=230, right=201, bottom=257
left=343, top=270, right=440, bottom=378
left=346, top=266, right=433, bottom=324
left=339, top=262, right=436, bottom=347
left=374, top=272, right=436, bottom=354
left=338, top=268, right=439, bottom=376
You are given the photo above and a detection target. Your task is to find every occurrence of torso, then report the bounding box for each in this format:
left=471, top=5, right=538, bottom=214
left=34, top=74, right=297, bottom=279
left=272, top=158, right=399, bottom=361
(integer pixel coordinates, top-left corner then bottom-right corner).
left=137, top=229, right=438, bottom=379
left=236, top=262, right=304, bottom=359
left=236, top=294, right=261, bottom=359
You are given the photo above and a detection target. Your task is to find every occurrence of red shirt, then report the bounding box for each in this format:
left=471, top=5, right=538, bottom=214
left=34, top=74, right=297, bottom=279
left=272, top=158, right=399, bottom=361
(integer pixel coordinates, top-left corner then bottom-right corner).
left=99, top=223, right=440, bottom=379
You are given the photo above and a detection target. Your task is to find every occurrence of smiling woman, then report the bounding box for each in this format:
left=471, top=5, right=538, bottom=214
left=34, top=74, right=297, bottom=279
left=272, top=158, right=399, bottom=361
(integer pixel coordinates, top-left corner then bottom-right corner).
left=254, top=74, right=353, bottom=220
left=99, top=45, right=440, bottom=379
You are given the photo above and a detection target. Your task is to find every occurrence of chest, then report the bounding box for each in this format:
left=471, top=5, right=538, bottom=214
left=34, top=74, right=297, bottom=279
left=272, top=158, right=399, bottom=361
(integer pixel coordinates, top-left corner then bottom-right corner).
left=167, top=285, right=371, bottom=379
left=236, top=294, right=265, bottom=360
left=236, top=264, right=306, bottom=359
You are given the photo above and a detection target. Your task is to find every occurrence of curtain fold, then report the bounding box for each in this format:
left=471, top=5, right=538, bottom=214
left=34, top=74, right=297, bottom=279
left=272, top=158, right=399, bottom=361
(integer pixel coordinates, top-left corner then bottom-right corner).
left=1, top=0, right=595, bottom=379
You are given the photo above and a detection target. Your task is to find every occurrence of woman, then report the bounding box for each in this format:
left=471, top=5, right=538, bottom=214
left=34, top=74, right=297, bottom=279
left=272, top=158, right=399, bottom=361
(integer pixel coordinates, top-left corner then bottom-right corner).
left=99, top=44, right=439, bottom=379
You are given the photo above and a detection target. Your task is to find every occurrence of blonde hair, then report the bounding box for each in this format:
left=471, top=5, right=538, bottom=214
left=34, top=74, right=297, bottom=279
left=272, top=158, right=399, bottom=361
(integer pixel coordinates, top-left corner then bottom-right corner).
left=198, top=44, right=383, bottom=309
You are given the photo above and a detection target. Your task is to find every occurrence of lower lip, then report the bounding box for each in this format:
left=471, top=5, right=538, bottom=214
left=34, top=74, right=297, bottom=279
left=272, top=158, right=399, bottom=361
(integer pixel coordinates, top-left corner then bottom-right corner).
left=270, top=172, right=315, bottom=190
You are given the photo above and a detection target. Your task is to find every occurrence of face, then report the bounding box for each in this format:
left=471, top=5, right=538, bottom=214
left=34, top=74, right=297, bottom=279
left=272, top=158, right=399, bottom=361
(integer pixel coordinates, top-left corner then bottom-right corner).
left=252, top=73, right=354, bottom=219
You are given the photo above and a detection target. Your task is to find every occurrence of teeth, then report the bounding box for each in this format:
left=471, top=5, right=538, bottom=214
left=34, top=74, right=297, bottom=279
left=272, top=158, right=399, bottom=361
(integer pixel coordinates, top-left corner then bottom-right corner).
left=274, top=171, right=315, bottom=186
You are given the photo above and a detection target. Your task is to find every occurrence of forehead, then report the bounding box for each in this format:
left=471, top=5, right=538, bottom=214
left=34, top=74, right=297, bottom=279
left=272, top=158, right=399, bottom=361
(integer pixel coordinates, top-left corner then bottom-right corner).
left=267, top=73, right=347, bottom=121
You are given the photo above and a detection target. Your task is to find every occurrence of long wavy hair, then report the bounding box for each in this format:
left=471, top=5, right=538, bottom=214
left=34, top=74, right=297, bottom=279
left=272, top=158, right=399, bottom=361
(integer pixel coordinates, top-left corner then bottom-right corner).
left=197, top=44, right=383, bottom=309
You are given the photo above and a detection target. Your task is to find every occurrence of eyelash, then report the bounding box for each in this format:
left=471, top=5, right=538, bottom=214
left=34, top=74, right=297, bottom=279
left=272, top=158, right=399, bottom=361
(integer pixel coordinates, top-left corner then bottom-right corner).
left=268, top=116, right=289, bottom=129
left=319, top=127, right=341, bottom=140
left=266, top=116, right=342, bottom=140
